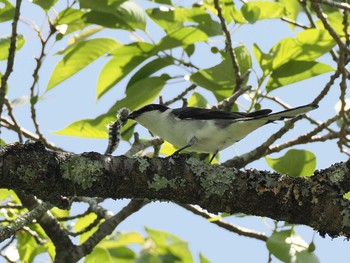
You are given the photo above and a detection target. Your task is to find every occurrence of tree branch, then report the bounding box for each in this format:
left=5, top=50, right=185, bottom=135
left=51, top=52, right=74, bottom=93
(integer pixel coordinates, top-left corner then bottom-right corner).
left=0, top=0, right=22, bottom=136
left=1, top=142, right=350, bottom=238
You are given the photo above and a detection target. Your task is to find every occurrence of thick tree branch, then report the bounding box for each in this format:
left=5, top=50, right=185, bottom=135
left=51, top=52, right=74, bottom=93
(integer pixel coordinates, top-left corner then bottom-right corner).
left=1, top=142, right=350, bottom=238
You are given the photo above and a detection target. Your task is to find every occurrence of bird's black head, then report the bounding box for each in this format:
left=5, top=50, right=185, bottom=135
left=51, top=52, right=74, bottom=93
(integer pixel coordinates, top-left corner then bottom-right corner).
left=128, top=104, right=169, bottom=120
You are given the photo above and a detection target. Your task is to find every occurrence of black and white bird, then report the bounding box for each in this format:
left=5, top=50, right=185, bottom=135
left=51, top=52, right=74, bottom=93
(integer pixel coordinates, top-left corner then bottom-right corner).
left=128, top=103, right=318, bottom=161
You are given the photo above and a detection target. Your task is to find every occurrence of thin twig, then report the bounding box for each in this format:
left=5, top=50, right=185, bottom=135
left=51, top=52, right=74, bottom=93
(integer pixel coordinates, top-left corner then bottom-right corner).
left=0, top=202, right=52, bottom=242
left=164, top=84, right=197, bottom=106
left=4, top=98, right=23, bottom=143
left=213, top=0, right=242, bottom=93
left=315, top=0, right=350, bottom=10
left=311, top=1, right=346, bottom=50
left=281, top=17, right=310, bottom=29
left=269, top=113, right=344, bottom=153
left=22, top=226, right=47, bottom=245
left=312, top=69, right=341, bottom=105
left=212, top=85, right=252, bottom=111
left=29, top=22, right=57, bottom=147
left=1, top=117, right=64, bottom=151
left=0, top=0, right=22, bottom=137
left=125, top=133, right=164, bottom=157
left=180, top=204, right=267, bottom=241
left=76, top=199, right=148, bottom=260
left=223, top=117, right=302, bottom=168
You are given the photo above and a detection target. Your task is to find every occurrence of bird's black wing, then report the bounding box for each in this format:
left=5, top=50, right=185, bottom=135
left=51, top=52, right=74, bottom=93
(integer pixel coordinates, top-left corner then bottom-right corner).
left=172, top=107, right=272, bottom=120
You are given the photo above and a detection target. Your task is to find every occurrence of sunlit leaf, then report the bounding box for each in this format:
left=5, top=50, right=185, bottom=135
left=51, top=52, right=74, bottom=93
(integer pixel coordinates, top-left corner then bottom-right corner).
left=85, top=247, right=113, bottom=263
left=241, top=2, right=286, bottom=23
left=159, top=141, right=178, bottom=156
left=147, top=6, right=221, bottom=36
left=254, top=29, right=335, bottom=77
left=17, top=229, right=53, bottom=263
left=155, top=26, right=208, bottom=52
left=55, top=8, right=88, bottom=35
left=56, top=76, right=167, bottom=138
left=266, top=61, right=334, bottom=91
left=47, top=38, right=120, bottom=91
left=32, top=0, right=58, bottom=11
left=103, top=232, right=145, bottom=247
left=0, top=139, right=6, bottom=146
left=0, top=0, right=14, bottom=22
left=191, top=46, right=251, bottom=100
left=199, top=253, right=211, bottom=263
left=97, top=42, right=154, bottom=99
left=267, top=230, right=319, bottom=263
left=56, top=27, right=104, bottom=55
left=188, top=92, right=207, bottom=108
left=315, top=12, right=350, bottom=38
left=54, top=114, right=114, bottom=138
left=0, top=35, right=25, bottom=61
left=265, top=149, right=316, bottom=177
left=126, top=56, right=174, bottom=90
left=279, top=0, right=301, bottom=30
left=75, top=213, right=101, bottom=244
left=145, top=227, right=194, bottom=263
left=80, top=0, right=146, bottom=30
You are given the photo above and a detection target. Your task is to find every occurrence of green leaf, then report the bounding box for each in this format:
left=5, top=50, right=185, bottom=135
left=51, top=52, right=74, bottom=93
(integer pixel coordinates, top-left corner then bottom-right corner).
left=315, top=12, right=350, bottom=37
left=267, top=230, right=319, bottom=263
left=147, top=6, right=222, bottom=36
left=254, top=29, right=336, bottom=76
left=56, top=76, right=167, bottom=138
left=159, top=141, right=178, bottom=156
left=85, top=247, right=113, bottom=263
left=75, top=213, right=100, bottom=244
left=0, top=189, right=15, bottom=200
left=97, top=42, right=154, bottom=99
left=55, top=8, right=88, bottom=35
left=155, top=27, right=208, bottom=52
left=109, top=232, right=145, bottom=247
left=0, top=0, right=14, bottom=22
left=126, top=57, right=174, bottom=90
left=145, top=227, right=194, bottom=263
left=279, top=0, right=301, bottom=30
left=17, top=230, right=53, bottom=263
left=190, top=46, right=251, bottom=101
left=47, top=38, right=120, bottom=91
left=344, top=191, right=350, bottom=200
left=80, top=0, right=146, bottom=30
left=50, top=207, right=70, bottom=219
left=188, top=92, right=207, bottom=108
left=54, top=114, right=115, bottom=138
left=191, top=56, right=234, bottom=100
left=0, top=35, right=25, bottom=61
left=56, top=27, right=103, bottom=55
left=241, top=2, right=286, bottom=23
left=199, top=253, right=211, bottom=263
left=0, top=139, right=6, bottom=146
left=266, top=61, right=334, bottom=92
left=32, top=0, right=58, bottom=11
left=111, top=75, right=170, bottom=111
left=265, top=149, right=316, bottom=177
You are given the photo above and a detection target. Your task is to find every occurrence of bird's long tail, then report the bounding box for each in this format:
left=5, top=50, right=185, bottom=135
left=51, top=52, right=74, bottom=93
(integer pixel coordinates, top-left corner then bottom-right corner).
left=262, top=103, right=318, bottom=122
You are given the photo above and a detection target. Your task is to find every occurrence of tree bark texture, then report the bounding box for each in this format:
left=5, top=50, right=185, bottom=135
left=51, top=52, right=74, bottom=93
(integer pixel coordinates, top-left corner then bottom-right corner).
left=1, top=141, right=350, bottom=238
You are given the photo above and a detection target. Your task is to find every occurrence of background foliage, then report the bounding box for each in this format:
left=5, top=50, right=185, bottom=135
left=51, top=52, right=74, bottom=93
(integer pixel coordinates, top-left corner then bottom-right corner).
left=0, top=0, right=349, bottom=262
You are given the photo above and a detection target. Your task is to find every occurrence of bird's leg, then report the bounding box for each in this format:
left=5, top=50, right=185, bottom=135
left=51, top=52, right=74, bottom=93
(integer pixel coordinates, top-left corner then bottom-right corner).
left=171, top=137, right=197, bottom=156
left=209, top=151, right=218, bottom=163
